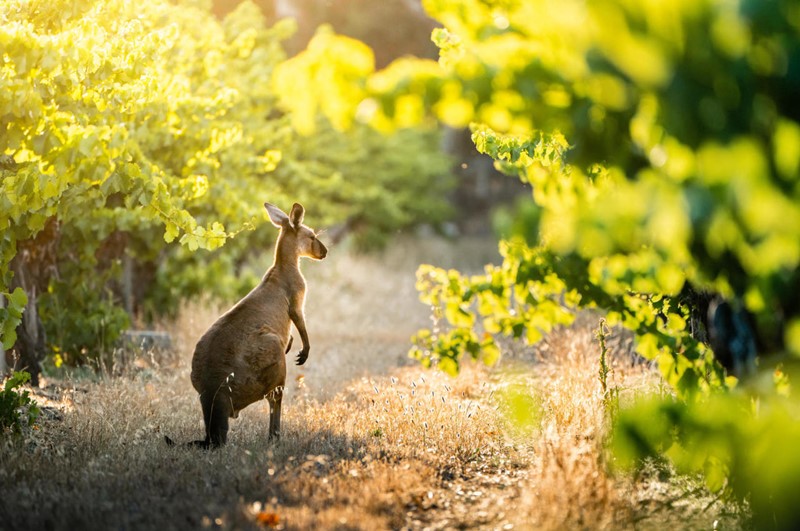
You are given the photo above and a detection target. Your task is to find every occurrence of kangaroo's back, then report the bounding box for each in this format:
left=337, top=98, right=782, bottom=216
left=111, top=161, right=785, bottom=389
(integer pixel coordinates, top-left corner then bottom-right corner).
left=190, top=269, right=293, bottom=394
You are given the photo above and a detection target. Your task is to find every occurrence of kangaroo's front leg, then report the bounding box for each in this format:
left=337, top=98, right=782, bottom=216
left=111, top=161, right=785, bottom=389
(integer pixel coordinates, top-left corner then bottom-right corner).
left=289, top=306, right=310, bottom=366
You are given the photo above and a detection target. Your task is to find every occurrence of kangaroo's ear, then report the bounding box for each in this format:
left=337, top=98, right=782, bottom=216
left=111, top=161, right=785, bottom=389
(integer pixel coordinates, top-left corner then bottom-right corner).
left=289, top=203, right=305, bottom=227
left=264, top=202, right=290, bottom=228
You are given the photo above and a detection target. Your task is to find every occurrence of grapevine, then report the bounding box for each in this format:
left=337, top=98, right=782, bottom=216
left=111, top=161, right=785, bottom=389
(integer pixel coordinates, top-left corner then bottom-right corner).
left=1, top=0, right=453, bottom=360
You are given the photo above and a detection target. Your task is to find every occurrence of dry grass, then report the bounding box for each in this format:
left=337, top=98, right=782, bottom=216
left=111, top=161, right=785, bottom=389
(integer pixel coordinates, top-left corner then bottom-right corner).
left=503, top=315, right=742, bottom=530
left=0, top=237, right=744, bottom=530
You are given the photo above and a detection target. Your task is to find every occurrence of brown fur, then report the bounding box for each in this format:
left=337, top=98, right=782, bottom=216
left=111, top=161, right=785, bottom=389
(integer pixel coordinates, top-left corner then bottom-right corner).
left=184, top=202, right=327, bottom=448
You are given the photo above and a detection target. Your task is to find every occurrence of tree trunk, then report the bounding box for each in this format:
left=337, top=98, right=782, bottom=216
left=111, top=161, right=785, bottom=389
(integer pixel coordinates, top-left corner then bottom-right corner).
left=10, top=263, right=44, bottom=386
left=8, top=217, right=60, bottom=386
left=0, top=295, right=7, bottom=378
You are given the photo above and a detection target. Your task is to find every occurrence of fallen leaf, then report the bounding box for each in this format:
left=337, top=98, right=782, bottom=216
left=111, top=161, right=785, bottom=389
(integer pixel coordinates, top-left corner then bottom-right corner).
left=256, top=511, right=280, bottom=528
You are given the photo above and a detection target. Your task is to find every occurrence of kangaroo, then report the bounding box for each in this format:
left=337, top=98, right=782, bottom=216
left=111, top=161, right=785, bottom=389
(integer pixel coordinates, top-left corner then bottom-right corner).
left=168, top=202, right=327, bottom=449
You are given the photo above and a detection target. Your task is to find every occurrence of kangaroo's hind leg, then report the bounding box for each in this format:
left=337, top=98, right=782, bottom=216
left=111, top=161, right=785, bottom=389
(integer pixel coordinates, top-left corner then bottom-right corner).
left=267, top=386, right=283, bottom=441
left=208, top=392, right=231, bottom=447
left=255, top=335, right=287, bottom=442
left=194, top=387, right=232, bottom=449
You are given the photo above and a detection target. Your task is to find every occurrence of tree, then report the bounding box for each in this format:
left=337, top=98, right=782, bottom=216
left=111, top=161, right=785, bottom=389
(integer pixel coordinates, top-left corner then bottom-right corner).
left=0, top=0, right=453, bottom=368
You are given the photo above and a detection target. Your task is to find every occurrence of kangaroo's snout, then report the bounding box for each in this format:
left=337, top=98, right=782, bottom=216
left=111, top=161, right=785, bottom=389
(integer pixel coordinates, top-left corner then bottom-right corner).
left=313, top=238, right=328, bottom=260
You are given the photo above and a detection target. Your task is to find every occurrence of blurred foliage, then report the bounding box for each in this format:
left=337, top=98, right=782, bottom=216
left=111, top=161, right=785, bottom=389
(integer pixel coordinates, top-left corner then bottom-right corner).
left=273, top=0, right=800, bottom=523
left=230, top=0, right=438, bottom=68
left=0, top=370, right=39, bottom=435
left=0, top=0, right=453, bottom=363
left=38, top=276, right=131, bottom=368
left=319, top=0, right=437, bottom=68
left=273, top=25, right=375, bottom=135
left=613, top=377, right=800, bottom=529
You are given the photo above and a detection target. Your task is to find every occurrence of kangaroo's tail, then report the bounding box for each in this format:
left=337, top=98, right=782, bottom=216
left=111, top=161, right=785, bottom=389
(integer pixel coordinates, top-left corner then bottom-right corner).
left=164, top=435, right=213, bottom=450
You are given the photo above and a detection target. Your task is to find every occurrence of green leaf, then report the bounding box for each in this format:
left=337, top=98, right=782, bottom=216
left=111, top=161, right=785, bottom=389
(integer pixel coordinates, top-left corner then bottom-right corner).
left=163, top=222, right=179, bottom=244
left=438, top=356, right=459, bottom=376
left=481, top=339, right=500, bottom=366
left=1, top=289, right=26, bottom=350
left=1, top=323, right=18, bottom=350
left=8, top=287, right=28, bottom=309
left=704, top=456, right=728, bottom=493
left=445, top=302, right=474, bottom=327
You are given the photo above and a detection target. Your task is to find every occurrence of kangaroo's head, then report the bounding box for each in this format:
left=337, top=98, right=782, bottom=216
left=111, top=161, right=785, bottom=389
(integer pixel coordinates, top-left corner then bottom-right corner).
left=265, top=202, right=328, bottom=261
